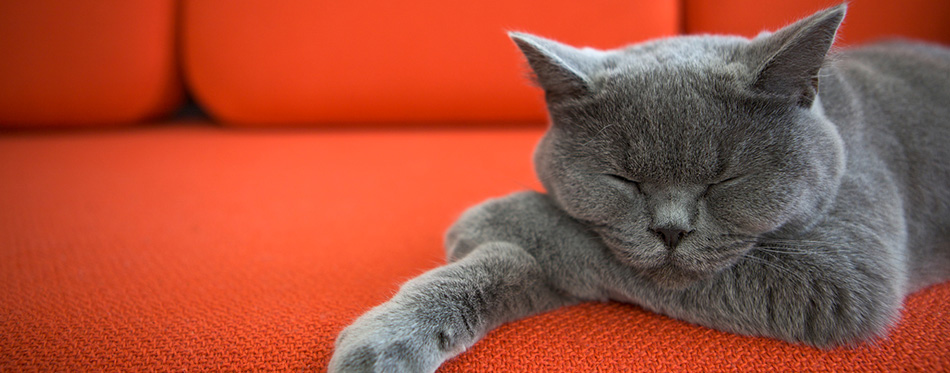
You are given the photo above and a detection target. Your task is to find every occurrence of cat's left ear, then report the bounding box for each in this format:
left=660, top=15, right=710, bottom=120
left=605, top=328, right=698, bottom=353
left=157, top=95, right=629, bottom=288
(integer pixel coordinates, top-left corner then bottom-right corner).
left=748, top=5, right=846, bottom=107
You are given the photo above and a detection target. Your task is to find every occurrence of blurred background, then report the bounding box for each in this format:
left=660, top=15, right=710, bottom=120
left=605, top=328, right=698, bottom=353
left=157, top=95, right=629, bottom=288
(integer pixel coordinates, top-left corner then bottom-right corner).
left=1, top=0, right=948, bottom=128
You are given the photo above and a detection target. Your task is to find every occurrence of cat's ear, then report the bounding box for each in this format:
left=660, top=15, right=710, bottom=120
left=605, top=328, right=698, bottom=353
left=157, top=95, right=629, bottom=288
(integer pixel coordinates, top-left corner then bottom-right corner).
left=748, top=4, right=846, bottom=107
left=509, top=32, right=599, bottom=100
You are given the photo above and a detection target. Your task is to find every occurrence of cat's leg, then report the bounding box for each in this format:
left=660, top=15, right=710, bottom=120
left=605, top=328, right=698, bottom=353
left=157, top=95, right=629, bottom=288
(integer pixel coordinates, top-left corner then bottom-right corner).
left=328, top=193, right=581, bottom=372
left=449, top=191, right=907, bottom=347
left=329, top=188, right=906, bottom=372
left=442, top=190, right=907, bottom=348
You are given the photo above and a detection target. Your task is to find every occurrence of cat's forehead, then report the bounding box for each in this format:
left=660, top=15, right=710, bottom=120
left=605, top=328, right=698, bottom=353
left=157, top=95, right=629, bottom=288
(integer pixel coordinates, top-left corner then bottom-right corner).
left=624, top=36, right=742, bottom=63
left=614, top=36, right=748, bottom=69
left=594, top=36, right=752, bottom=91
left=583, top=36, right=759, bottom=125
left=556, top=37, right=775, bottom=181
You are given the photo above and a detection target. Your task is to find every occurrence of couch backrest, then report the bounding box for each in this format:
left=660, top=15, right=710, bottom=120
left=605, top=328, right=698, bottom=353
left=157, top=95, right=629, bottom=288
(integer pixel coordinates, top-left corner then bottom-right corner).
left=180, top=0, right=679, bottom=127
left=685, top=0, right=950, bottom=46
left=0, top=1, right=181, bottom=128
left=2, top=0, right=947, bottom=128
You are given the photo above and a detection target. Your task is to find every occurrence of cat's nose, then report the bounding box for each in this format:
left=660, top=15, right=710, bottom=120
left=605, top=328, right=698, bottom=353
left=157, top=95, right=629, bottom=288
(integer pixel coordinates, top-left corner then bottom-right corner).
left=652, top=226, right=690, bottom=249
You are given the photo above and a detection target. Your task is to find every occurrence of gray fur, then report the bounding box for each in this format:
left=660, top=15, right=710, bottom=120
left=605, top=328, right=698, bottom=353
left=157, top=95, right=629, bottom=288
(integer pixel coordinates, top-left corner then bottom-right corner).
left=329, top=5, right=950, bottom=372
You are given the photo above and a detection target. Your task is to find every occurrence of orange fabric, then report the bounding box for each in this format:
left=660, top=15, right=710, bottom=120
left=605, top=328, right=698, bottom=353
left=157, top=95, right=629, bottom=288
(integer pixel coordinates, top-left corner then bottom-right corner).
left=180, top=1, right=679, bottom=126
left=445, top=287, right=950, bottom=371
left=0, top=1, right=182, bottom=128
left=685, top=0, right=950, bottom=46
left=1, top=125, right=948, bottom=371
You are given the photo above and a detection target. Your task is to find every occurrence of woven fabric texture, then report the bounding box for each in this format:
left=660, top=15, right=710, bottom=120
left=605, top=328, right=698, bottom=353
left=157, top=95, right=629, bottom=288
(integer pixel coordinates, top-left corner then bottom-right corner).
left=1, top=125, right=948, bottom=371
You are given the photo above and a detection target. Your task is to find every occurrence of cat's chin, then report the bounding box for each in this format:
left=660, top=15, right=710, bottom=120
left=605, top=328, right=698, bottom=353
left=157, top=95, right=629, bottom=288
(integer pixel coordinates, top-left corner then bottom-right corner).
left=642, top=264, right=709, bottom=290
left=602, top=243, right=722, bottom=289
left=602, top=244, right=712, bottom=289
left=598, top=232, right=747, bottom=289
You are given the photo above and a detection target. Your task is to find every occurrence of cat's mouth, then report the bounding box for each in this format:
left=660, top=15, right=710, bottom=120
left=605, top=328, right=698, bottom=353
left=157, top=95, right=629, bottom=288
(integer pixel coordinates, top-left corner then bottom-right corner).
left=597, top=230, right=751, bottom=289
left=599, top=236, right=707, bottom=286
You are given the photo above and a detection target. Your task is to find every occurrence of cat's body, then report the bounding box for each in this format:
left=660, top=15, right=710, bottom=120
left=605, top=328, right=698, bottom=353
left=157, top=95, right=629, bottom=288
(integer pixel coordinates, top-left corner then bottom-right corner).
left=821, top=42, right=950, bottom=289
left=329, top=6, right=950, bottom=372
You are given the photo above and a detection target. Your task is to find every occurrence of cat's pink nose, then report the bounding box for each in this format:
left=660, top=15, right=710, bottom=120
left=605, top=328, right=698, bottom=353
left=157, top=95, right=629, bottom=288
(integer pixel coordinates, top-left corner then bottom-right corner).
left=652, top=227, right=689, bottom=249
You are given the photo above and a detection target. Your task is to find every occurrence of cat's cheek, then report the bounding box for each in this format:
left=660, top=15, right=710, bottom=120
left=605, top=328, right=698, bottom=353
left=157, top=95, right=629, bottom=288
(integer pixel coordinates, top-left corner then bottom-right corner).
left=705, top=195, right=775, bottom=235
left=562, top=195, right=631, bottom=226
left=706, top=180, right=803, bottom=234
left=549, top=187, right=607, bottom=224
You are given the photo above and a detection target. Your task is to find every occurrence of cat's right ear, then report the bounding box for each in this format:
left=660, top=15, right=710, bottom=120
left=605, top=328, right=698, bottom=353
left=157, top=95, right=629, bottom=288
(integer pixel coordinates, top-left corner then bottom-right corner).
left=746, top=5, right=846, bottom=108
left=509, top=32, right=597, bottom=100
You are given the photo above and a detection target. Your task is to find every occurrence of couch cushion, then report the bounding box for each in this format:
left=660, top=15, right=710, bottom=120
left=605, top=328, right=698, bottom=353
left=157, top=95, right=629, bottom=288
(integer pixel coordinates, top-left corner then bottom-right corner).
left=181, top=1, right=679, bottom=126
left=1, top=125, right=947, bottom=370
left=0, top=1, right=182, bottom=128
left=685, top=0, right=950, bottom=45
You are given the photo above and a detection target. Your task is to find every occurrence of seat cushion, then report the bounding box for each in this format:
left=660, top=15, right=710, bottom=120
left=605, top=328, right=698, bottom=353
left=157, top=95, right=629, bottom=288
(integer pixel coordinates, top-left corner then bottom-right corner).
left=0, top=1, right=182, bottom=128
left=181, top=0, right=679, bottom=126
left=1, top=124, right=947, bottom=370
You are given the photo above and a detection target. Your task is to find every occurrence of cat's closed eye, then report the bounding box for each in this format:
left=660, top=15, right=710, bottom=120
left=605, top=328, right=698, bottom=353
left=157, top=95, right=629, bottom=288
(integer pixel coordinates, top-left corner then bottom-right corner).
left=714, top=175, right=743, bottom=185
left=606, top=174, right=642, bottom=193
left=704, top=175, right=745, bottom=195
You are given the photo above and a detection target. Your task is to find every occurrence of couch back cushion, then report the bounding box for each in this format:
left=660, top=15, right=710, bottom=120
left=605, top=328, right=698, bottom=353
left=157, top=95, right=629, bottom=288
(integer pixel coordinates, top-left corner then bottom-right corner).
left=181, top=0, right=679, bottom=127
left=685, top=0, right=950, bottom=46
left=0, top=1, right=182, bottom=128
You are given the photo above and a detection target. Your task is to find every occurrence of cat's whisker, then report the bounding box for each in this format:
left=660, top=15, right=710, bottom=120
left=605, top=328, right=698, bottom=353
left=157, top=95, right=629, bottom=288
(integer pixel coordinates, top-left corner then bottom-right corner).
left=758, top=241, right=850, bottom=251
left=720, top=234, right=851, bottom=253
left=753, top=247, right=815, bottom=255
left=758, top=245, right=844, bottom=255
left=759, top=238, right=842, bottom=244
left=721, top=234, right=838, bottom=245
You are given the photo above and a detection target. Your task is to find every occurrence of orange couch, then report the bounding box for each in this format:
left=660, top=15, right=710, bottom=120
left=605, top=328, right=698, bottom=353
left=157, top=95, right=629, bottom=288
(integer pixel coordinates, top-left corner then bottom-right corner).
left=2, top=1, right=948, bottom=371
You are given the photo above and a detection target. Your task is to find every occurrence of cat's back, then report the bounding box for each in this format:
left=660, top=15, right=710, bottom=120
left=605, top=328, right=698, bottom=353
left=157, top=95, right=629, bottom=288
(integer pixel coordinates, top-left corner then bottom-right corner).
left=822, top=39, right=950, bottom=192
left=837, top=39, right=950, bottom=74
left=826, top=40, right=949, bottom=116
left=826, top=40, right=950, bottom=167
left=825, top=40, right=950, bottom=126
left=820, top=40, right=950, bottom=289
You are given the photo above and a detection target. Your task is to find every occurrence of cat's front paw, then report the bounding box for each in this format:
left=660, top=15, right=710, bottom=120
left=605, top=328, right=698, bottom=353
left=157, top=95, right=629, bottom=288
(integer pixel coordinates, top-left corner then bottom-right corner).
left=328, top=304, right=467, bottom=373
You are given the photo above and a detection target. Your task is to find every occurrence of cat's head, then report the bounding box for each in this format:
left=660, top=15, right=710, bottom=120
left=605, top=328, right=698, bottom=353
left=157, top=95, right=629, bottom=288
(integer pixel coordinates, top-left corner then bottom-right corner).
left=513, top=6, right=848, bottom=288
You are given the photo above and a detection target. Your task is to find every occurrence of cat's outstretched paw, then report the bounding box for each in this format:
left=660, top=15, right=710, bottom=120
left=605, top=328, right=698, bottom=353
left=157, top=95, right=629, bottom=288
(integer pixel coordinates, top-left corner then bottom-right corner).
left=328, top=303, right=468, bottom=373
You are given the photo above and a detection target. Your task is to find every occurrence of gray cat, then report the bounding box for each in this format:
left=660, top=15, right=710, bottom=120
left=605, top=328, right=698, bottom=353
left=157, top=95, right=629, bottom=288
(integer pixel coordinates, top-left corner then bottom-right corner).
left=329, top=5, right=950, bottom=372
